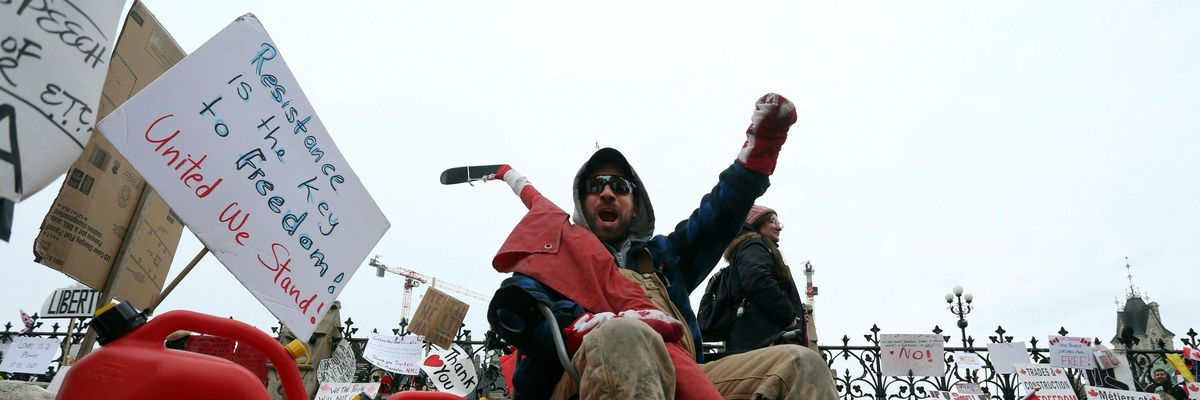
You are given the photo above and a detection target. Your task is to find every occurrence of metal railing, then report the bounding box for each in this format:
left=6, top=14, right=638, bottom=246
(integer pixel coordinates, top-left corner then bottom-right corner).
left=3, top=312, right=1195, bottom=400
left=810, top=324, right=1198, bottom=400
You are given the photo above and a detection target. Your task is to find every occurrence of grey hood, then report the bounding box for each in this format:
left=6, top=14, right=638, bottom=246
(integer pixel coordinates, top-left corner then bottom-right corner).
left=572, top=148, right=656, bottom=254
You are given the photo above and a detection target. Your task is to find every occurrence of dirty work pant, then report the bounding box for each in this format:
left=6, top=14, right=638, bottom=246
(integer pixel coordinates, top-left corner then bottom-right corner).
left=701, top=344, right=839, bottom=400
left=551, top=318, right=838, bottom=399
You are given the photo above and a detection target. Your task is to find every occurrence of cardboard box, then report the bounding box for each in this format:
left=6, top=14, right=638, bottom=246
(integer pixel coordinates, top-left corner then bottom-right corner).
left=33, top=1, right=186, bottom=309
left=407, top=288, right=470, bottom=349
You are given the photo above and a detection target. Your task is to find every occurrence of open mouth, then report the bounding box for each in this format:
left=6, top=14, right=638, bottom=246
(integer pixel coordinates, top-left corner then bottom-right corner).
left=598, top=210, right=619, bottom=223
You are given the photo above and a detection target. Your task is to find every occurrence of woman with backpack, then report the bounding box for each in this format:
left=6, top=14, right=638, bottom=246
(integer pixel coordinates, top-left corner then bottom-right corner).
left=723, top=204, right=808, bottom=353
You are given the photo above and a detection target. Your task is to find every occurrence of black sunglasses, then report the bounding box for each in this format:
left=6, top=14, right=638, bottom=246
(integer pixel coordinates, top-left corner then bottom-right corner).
left=584, top=175, right=637, bottom=195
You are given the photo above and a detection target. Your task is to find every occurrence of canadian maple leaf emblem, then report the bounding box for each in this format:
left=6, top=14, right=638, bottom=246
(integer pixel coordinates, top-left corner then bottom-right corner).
left=1149, top=396, right=1158, bottom=400
left=1054, top=368, right=1063, bottom=374
left=1087, top=389, right=1099, bottom=397
left=1189, top=383, right=1199, bottom=391
left=1019, top=368, right=1027, bottom=374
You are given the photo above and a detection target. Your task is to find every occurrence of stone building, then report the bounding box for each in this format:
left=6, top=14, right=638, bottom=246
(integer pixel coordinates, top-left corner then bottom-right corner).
left=1110, top=291, right=1175, bottom=351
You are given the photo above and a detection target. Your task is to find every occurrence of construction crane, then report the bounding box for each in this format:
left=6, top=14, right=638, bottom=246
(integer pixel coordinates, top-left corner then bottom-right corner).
left=367, top=255, right=491, bottom=323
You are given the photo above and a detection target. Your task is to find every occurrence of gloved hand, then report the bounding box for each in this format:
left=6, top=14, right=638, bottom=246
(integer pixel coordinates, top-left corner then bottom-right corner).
left=562, top=309, right=684, bottom=354
left=483, top=165, right=524, bottom=193
left=483, top=164, right=540, bottom=208
left=736, top=93, right=797, bottom=175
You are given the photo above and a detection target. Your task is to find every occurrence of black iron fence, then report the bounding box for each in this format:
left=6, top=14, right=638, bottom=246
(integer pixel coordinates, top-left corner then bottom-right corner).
left=812, top=325, right=1199, bottom=400
left=0, top=314, right=90, bottom=381
left=3, top=312, right=1196, bottom=400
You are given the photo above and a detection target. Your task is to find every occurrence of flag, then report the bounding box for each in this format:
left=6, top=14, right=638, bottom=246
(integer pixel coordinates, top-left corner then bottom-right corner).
left=1183, top=346, right=1200, bottom=362
left=1166, top=354, right=1196, bottom=382
left=1020, top=388, right=1040, bottom=400
left=19, top=309, right=34, bottom=333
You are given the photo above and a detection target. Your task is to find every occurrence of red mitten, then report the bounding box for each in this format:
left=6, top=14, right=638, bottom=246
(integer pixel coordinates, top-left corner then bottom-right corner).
left=561, top=310, right=685, bottom=355
left=562, top=312, right=616, bottom=354
left=617, top=309, right=684, bottom=344
left=735, top=93, right=797, bottom=175
left=484, top=164, right=541, bottom=208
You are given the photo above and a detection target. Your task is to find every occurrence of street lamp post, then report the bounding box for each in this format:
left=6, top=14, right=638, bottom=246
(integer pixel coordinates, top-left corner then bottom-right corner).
left=945, top=285, right=974, bottom=349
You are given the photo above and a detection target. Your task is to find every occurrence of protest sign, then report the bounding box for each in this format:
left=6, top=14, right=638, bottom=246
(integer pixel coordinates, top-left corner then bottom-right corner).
left=1183, top=346, right=1200, bottom=362
left=34, top=1, right=186, bottom=309
left=1110, top=350, right=1137, bottom=390
left=1050, top=336, right=1096, bottom=369
left=0, top=336, right=58, bottom=374
left=1185, top=382, right=1200, bottom=400
left=47, top=364, right=70, bottom=394
left=954, top=382, right=983, bottom=394
left=96, top=15, right=389, bottom=341
left=0, top=0, right=125, bottom=201
left=421, top=344, right=478, bottom=397
left=363, top=334, right=423, bottom=376
left=39, top=284, right=102, bottom=318
left=408, top=288, right=469, bottom=349
left=933, top=391, right=986, bottom=400
left=879, top=334, right=945, bottom=377
left=1083, top=386, right=1158, bottom=400
left=954, top=352, right=986, bottom=369
left=315, top=382, right=380, bottom=400
left=317, top=341, right=356, bottom=383
left=1094, top=345, right=1120, bottom=370
left=1016, top=364, right=1078, bottom=400
left=987, top=341, right=1030, bottom=374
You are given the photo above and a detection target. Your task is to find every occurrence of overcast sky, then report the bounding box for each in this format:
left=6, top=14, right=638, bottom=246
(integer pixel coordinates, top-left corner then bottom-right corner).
left=3, top=1, right=1198, bottom=348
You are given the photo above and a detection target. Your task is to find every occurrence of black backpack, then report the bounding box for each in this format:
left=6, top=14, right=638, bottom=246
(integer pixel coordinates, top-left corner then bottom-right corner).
left=697, top=265, right=740, bottom=341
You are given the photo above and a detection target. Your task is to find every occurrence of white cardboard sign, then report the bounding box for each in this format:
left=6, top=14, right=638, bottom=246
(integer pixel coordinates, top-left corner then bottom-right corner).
left=0, top=336, right=58, bottom=374
left=1185, top=382, right=1200, bottom=400
left=987, top=342, right=1030, bottom=374
left=317, top=341, right=356, bottom=383
left=1049, top=336, right=1096, bottom=369
left=932, top=391, right=987, bottom=400
left=97, top=15, right=389, bottom=341
left=879, top=334, right=945, bottom=377
left=39, top=284, right=101, bottom=318
left=954, top=382, right=983, bottom=394
left=0, top=0, right=125, bottom=201
left=46, top=364, right=70, bottom=394
left=421, top=344, right=478, bottom=397
left=363, top=334, right=423, bottom=376
left=1016, top=364, right=1078, bottom=400
left=1083, top=386, right=1158, bottom=400
left=954, top=352, right=986, bottom=369
left=315, top=382, right=380, bottom=400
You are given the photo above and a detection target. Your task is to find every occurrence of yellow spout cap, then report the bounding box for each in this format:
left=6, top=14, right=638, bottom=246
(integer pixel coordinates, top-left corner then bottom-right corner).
left=284, top=339, right=308, bottom=362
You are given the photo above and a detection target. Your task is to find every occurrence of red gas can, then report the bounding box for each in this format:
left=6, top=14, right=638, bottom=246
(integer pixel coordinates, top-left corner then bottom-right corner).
left=57, top=302, right=307, bottom=399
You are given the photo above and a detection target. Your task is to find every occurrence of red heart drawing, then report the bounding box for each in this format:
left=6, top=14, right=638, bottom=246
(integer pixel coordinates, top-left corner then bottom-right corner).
left=889, top=351, right=896, bottom=355
left=424, top=354, right=444, bottom=367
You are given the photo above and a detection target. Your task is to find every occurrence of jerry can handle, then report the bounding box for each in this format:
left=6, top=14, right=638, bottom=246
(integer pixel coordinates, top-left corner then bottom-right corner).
left=139, top=310, right=308, bottom=400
